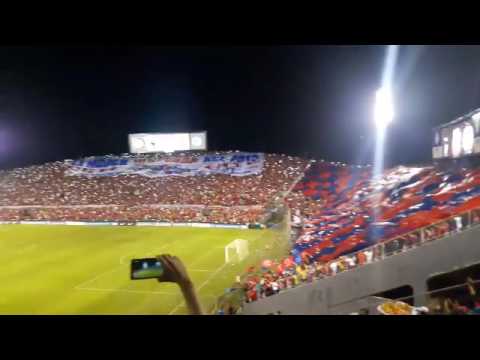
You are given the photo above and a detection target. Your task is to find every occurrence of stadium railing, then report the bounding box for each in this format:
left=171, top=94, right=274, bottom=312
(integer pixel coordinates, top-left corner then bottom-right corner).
left=322, top=207, right=479, bottom=277
left=238, top=206, right=480, bottom=307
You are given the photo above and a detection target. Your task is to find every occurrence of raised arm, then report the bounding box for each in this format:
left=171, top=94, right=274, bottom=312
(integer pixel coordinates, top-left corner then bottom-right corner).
left=157, top=255, right=203, bottom=315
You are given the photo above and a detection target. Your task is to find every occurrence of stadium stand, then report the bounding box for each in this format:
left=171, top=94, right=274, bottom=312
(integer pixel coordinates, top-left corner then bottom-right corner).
left=239, top=161, right=480, bottom=305
left=5, top=148, right=480, bottom=314
left=0, top=152, right=310, bottom=224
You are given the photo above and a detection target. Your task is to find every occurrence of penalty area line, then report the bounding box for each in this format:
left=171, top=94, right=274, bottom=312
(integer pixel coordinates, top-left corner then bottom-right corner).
left=168, top=262, right=229, bottom=315
left=119, top=243, right=172, bottom=265
left=74, top=264, right=126, bottom=290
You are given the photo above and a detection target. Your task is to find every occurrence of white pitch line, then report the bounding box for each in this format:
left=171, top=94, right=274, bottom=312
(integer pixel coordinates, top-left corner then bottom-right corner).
left=76, top=242, right=172, bottom=289
left=146, top=243, right=172, bottom=257
left=74, top=264, right=126, bottom=290
left=76, top=241, right=220, bottom=313
left=166, top=243, right=226, bottom=314
left=73, top=236, right=223, bottom=304
left=197, top=263, right=229, bottom=292
left=120, top=243, right=172, bottom=264
left=76, top=287, right=177, bottom=296
left=168, top=262, right=228, bottom=315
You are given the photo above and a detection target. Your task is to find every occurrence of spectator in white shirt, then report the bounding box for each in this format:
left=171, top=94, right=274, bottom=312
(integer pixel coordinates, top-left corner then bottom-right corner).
left=330, top=261, right=338, bottom=274
left=364, top=249, right=373, bottom=263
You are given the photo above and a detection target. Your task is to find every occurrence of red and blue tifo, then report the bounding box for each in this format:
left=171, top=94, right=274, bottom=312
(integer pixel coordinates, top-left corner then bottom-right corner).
left=289, top=162, right=480, bottom=265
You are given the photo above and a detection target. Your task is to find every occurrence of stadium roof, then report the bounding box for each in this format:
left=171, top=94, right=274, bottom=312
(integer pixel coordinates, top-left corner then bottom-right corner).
left=434, top=107, right=480, bottom=130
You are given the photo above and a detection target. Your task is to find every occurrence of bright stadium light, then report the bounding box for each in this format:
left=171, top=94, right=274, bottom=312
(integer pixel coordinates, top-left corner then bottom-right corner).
left=374, top=86, right=394, bottom=130
left=372, top=45, right=399, bottom=227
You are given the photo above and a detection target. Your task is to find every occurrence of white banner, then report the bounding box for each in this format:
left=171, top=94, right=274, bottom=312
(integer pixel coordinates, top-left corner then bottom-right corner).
left=66, top=152, right=264, bottom=177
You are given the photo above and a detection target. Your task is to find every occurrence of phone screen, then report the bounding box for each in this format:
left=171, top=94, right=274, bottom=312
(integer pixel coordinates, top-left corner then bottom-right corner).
left=131, top=258, right=164, bottom=280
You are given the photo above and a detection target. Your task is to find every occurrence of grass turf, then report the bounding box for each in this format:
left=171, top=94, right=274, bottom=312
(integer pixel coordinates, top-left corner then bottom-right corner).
left=0, top=224, right=285, bottom=314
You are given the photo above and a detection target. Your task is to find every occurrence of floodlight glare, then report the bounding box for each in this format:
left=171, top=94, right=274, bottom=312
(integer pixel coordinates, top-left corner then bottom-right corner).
left=374, top=87, right=394, bottom=130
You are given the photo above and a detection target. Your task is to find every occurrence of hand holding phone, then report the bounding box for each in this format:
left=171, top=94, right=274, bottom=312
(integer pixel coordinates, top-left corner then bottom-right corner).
left=155, top=254, right=192, bottom=287
left=130, top=254, right=202, bottom=314
left=131, top=258, right=164, bottom=280
left=131, top=255, right=192, bottom=287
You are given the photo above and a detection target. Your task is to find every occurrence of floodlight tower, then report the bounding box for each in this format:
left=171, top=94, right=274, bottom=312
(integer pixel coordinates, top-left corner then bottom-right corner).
left=372, top=45, right=398, bottom=229
left=373, top=45, right=399, bottom=181
left=373, top=85, right=395, bottom=181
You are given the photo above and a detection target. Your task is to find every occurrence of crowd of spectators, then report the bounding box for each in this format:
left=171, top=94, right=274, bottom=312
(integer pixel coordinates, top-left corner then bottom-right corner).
left=0, top=152, right=310, bottom=224
left=240, top=221, right=441, bottom=304
left=238, top=161, right=480, bottom=304
left=0, top=206, right=265, bottom=224
left=237, top=206, right=480, bottom=309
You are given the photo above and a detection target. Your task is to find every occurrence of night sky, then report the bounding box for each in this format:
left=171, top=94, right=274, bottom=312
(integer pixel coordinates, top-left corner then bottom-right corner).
left=1, top=45, right=480, bottom=170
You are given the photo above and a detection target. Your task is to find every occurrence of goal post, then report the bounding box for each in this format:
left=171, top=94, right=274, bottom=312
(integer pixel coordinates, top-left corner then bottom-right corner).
left=225, top=239, right=249, bottom=264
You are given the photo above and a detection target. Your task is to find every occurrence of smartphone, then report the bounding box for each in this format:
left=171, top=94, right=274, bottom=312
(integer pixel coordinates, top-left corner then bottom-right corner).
left=130, top=258, right=164, bottom=280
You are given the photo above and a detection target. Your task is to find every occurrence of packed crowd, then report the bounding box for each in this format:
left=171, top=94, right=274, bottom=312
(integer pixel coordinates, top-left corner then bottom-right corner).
left=240, top=214, right=472, bottom=305
left=242, top=260, right=332, bottom=303
left=0, top=152, right=310, bottom=224
left=290, top=163, right=480, bottom=262
left=0, top=206, right=265, bottom=224
left=240, top=161, right=480, bottom=303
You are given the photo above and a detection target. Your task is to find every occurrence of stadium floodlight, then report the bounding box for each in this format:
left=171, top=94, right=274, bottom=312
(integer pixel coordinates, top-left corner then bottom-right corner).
left=374, top=86, right=394, bottom=130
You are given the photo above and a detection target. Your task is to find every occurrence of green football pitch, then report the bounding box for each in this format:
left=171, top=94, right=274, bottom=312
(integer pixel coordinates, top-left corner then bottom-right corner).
left=0, top=224, right=286, bottom=315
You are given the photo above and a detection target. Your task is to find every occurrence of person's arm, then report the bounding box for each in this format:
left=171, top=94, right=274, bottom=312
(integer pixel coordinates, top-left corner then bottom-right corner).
left=178, top=280, right=203, bottom=315
left=157, top=255, right=203, bottom=315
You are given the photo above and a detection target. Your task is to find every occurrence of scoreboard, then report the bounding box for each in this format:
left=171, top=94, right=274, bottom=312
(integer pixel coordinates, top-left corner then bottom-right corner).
left=128, top=132, right=207, bottom=154
left=433, top=109, right=480, bottom=160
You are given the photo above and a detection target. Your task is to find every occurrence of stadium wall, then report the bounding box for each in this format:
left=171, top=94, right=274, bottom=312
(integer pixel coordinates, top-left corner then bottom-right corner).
left=241, top=224, right=480, bottom=314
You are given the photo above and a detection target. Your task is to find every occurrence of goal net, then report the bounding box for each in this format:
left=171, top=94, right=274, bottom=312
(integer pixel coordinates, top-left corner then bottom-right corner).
left=225, top=239, right=249, bottom=264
